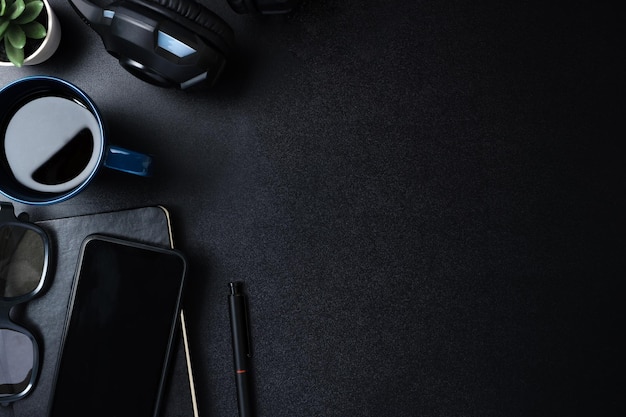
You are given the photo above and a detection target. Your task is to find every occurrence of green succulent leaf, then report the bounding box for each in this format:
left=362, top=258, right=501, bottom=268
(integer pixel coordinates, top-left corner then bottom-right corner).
left=0, top=19, right=9, bottom=38
left=6, top=22, right=25, bottom=48
left=21, top=19, right=44, bottom=38
left=7, top=0, right=25, bottom=20
left=4, top=34, right=23, bottom=66
left=16, top=0, right=42, bottom=24
left=0, top=0, right=6, bottom=17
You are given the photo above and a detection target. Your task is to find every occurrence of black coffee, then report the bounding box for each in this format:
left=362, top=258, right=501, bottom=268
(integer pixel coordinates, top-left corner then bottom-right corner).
left=2, top=96, right=102, bottom=193
left=31, top=128, right=94, bottom=185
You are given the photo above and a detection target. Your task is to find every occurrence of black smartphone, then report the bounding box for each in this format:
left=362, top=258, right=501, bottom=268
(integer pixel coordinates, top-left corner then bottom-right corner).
left=47, top=234, right=187, bottom=417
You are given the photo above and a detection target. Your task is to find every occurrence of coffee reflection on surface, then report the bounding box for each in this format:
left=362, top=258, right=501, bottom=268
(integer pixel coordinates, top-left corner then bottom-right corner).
left=2, top=96, right=102, bottom=194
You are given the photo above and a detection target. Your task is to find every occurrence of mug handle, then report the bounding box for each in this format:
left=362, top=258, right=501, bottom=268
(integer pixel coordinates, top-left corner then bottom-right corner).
left=103, top=146, right=153, bottom=177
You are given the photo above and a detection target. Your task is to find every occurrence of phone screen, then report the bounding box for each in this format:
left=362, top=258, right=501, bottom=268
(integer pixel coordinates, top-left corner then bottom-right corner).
left=48, top=235, right=187, bottom=417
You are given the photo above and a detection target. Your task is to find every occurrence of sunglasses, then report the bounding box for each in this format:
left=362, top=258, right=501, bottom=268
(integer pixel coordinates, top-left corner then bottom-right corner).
left=0, top=202, right=51, bottom=405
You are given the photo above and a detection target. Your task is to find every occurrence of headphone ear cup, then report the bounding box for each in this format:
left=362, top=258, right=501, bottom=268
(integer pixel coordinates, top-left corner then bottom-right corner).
left=128, top=0, right=234, bottom=54
left=79, top=0, right=235, bottom=88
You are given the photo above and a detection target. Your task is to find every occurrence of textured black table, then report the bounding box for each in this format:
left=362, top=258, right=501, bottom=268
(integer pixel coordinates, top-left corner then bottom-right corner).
left=1, top=1, right=622, bottom=416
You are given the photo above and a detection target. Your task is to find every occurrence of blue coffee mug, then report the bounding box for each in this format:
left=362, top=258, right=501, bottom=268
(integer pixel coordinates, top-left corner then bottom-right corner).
left=0, top=76, right=152, bottom=205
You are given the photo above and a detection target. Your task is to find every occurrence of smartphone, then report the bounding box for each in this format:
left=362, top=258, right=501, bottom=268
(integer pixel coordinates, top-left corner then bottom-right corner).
left=47, top=234, right=187, bottom=417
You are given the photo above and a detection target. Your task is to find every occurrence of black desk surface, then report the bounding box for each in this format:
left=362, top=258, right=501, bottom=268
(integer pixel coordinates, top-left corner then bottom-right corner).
left=1, top=1, right=622, bottom=416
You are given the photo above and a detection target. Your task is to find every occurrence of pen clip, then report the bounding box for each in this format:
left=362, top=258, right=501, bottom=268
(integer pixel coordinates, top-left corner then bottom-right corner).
left=229, top=282, right=253, bottom=359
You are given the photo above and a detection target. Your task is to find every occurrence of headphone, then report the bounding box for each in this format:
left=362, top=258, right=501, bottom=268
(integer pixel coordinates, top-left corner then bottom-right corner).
left=68, top=0, right=300, bottom=89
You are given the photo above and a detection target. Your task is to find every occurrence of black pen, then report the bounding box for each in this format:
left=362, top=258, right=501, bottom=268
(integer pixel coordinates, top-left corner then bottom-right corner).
left=228, top=282, right=254, bottom=417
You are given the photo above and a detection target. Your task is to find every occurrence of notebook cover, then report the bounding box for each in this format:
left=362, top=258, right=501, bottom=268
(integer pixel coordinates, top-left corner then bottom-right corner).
left=0, top=206, right=197, bottom=417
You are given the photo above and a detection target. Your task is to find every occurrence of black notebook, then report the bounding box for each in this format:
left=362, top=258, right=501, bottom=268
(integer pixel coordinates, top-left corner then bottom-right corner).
left=0, top=206, right=198, bottom=417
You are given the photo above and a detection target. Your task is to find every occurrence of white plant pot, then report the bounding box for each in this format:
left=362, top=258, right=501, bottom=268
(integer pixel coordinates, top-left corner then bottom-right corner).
left=0, top=0, right=61, bottom=67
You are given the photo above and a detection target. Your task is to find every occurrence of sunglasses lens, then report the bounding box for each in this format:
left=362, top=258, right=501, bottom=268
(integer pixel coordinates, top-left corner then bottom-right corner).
left=0, top=225, right=46, bottom=299
left=0, top=329, right=35, bottom=397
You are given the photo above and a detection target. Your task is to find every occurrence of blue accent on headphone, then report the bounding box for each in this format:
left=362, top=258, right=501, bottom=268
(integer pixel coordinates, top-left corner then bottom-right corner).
left=157, top=31, right=196, bottom=58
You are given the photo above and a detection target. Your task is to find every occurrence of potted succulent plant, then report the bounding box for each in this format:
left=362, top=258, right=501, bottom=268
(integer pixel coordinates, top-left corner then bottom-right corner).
left=0, top=0, right=60, bottom=67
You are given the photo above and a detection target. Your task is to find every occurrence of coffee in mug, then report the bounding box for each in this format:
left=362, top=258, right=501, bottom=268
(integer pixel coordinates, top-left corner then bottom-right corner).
left=3, top=95, right=103, bottom=193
